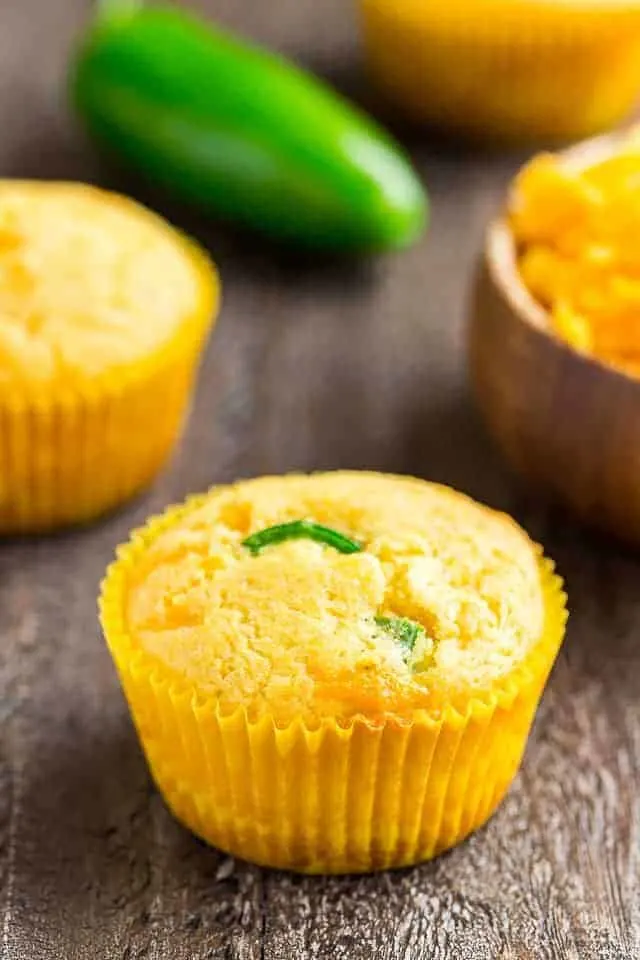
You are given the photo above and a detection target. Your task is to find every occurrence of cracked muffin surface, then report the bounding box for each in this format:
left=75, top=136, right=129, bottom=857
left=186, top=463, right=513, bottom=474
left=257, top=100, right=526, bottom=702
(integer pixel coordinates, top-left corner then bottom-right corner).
left=125, top=471, right=545, bottom=723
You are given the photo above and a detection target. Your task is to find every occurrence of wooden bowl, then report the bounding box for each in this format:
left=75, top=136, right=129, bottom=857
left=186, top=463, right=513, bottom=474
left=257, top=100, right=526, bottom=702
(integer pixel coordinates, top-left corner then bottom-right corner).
left=469, top=133, right=640, bottom=543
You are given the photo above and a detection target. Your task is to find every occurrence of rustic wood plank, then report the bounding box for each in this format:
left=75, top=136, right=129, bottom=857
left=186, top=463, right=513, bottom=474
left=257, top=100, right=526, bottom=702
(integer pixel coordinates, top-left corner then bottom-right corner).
left=0, top=0, right=639, bottom=958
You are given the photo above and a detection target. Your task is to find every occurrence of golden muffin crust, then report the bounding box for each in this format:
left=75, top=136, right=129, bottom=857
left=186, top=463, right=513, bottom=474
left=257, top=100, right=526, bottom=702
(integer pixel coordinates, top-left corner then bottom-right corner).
left=125, top=472, right=545, bottom=723
left=0, top=180, right=212, bottom=389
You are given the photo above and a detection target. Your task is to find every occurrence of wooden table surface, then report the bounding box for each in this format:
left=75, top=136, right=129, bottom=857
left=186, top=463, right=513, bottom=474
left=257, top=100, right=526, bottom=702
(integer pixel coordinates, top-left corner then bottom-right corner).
left=1, top=1, right=639, bottom=958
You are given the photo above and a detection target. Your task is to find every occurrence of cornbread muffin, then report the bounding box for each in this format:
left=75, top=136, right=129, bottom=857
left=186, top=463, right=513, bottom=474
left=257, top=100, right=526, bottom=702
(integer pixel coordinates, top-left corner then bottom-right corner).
left=359, top=0, right=640, bottom=143
left=511, top=137, right=640, bottom=377
left=100, top=472, right=567, bottom=873
left=0, top=180, right=218, bottom=532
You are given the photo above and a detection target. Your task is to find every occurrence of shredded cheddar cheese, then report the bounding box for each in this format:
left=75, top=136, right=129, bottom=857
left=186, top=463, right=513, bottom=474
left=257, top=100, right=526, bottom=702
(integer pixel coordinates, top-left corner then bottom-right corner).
left=511, top=140, right=640, bottom=375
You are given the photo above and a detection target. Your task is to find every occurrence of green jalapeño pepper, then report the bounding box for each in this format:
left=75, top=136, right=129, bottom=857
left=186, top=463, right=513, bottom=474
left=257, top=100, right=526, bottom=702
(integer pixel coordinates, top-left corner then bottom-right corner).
left=70, top=1, right=428, bottom=252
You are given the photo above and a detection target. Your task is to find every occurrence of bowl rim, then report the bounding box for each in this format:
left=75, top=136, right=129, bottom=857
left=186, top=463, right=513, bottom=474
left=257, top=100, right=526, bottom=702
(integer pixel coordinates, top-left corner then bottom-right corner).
left=485, top=128, right=640, bottom=388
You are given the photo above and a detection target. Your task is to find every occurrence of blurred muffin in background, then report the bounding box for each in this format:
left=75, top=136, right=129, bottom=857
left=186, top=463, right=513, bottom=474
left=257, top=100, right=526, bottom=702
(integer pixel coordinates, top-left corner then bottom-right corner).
left=0, top=180, right=218, bottom=533
left=359, top=0, right=640, bottom=143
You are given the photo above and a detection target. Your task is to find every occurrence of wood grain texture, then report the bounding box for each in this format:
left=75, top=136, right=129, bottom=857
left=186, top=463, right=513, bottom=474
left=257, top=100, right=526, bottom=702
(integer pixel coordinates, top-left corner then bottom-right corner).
left=0, top=1, right=639, bottom=958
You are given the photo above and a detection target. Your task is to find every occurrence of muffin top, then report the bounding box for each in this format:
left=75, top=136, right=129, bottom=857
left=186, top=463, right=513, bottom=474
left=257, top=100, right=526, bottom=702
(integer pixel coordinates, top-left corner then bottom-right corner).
left=0, top=180, right=216, bottom=390
left=125, top=472, right=546, bottom=723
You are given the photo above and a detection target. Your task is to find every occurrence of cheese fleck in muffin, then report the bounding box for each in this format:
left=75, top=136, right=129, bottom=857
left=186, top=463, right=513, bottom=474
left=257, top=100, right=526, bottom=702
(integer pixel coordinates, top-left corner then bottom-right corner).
left=101, top=472, right=567, bottom=873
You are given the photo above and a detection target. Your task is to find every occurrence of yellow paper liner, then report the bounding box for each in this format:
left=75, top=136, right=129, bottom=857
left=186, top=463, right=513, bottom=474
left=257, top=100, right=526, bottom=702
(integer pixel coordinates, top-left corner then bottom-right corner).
left=99, top=492, right=568, bottom=874
left=0, top=240, right=218, bottom=534
left=358, top=0, right=640, bottom=143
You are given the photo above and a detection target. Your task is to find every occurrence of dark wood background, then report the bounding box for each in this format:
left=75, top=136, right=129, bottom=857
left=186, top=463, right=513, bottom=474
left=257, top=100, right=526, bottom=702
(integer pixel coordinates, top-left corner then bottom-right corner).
left=1, top=1, right=639, bottom=957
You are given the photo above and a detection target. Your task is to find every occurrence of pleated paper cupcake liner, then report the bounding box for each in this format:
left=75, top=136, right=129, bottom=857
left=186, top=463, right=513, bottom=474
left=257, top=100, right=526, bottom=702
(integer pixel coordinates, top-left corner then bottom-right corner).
left=359, top=0, right=640, bottom=143
left=0, top=253, right=218, bottom=534
left=100, top=497, right=567, bottom=874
